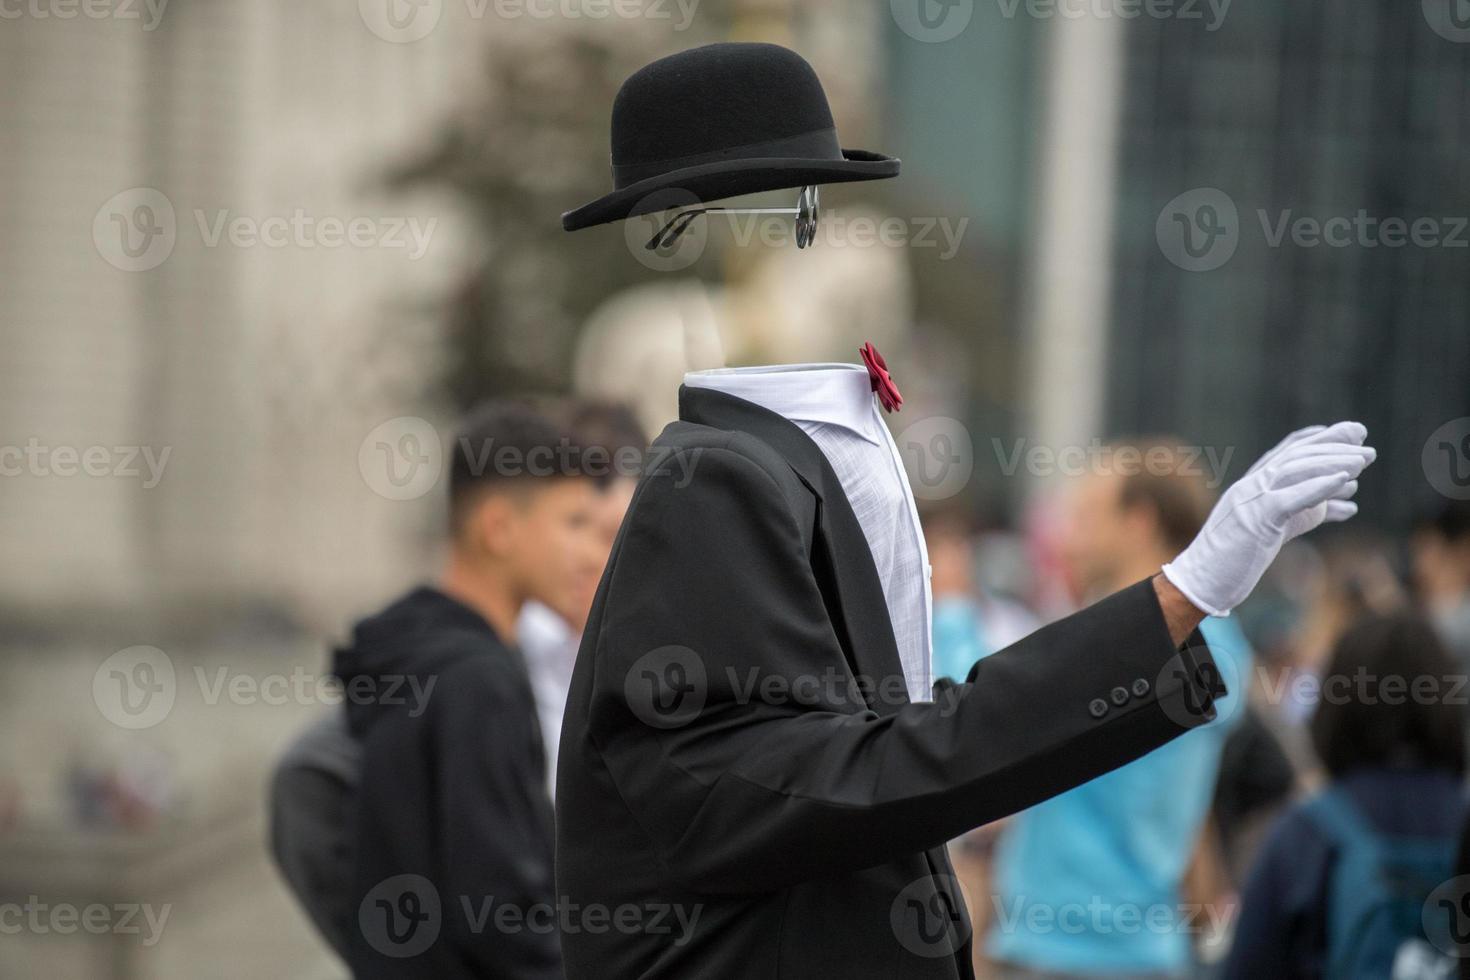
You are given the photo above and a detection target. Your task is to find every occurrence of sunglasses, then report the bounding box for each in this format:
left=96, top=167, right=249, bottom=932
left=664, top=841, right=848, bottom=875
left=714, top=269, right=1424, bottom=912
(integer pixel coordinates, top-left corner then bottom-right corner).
left=644, top=185, right=820, bottom=252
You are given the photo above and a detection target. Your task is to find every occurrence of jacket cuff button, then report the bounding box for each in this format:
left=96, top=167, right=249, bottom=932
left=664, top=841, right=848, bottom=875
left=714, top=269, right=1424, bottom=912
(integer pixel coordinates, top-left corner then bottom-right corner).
left=1132, top=678, right=1151, bottom=698
left=1110, top=686, right=1129, bottom=706
left=1088, top=698, right=1108, bottom=719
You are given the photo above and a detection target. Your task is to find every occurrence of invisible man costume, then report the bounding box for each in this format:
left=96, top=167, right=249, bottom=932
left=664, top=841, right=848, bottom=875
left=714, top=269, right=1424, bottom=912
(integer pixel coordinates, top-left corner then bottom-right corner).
left=556, top=42, right=1373, bottom=980
left=552, top=44, right=1229, bottom=980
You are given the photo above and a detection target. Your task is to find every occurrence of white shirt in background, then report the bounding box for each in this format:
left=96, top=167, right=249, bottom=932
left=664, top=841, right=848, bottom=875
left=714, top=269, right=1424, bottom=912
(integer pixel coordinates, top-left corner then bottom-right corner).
left=517, top=600, right=580, bottom=797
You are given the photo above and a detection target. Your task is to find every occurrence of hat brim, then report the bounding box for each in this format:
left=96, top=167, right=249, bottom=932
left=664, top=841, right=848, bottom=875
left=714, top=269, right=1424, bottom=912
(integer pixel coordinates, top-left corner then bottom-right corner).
left=561, top=148, right=899, bottom=232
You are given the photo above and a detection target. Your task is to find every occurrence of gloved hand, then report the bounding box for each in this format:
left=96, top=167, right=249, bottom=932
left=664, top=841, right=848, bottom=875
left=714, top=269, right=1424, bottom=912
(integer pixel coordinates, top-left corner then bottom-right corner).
left=1161, top=421, right=1376, bottom=617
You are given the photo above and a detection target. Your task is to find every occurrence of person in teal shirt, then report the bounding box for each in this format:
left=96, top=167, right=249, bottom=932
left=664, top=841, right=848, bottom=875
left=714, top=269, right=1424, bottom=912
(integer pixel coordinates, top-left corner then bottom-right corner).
left=923, top=506, right=1040, bottom=683
left=982, top=444, right=1253, bottom=978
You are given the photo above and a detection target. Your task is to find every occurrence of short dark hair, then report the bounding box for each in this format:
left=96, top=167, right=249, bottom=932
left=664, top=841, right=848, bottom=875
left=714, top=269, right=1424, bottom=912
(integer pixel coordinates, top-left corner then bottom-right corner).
left=560, top=400, right=647, bottom=489
left=449, top=400, right=583, bottom=532
left=1111, top=437, right=1215, bottom=554
left=1416, top=500, right=1470, bottom=544
left=1309, top=613, right=1468, bottom=779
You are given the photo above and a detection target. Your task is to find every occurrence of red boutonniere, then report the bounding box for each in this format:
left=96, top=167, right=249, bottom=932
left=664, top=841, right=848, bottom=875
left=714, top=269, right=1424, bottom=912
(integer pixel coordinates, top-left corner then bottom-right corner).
left=859, top=342, right=903, bottom=413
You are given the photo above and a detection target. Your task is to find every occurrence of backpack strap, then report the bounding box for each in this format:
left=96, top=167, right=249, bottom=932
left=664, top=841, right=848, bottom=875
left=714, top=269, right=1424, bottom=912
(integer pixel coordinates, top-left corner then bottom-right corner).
left=1302, top=786, right=1380, bottom=854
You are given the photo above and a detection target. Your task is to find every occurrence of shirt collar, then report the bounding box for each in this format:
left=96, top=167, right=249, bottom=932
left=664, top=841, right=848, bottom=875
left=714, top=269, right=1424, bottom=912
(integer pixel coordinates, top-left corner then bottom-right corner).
left=682, top=363, right=882, bottom=445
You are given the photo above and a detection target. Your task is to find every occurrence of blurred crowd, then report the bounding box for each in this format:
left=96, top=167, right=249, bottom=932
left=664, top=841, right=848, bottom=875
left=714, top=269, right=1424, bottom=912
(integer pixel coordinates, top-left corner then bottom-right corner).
left=930, top=440, right=1470, bottom=978
left=269, top=398, right=1470, bottom=978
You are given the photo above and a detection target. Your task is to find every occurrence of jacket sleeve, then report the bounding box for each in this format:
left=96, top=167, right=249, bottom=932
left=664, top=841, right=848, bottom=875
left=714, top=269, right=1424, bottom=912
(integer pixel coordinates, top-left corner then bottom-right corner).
left=434, top=659, right=563, bottom=979
left=590, top=443, right=1223, bottom=895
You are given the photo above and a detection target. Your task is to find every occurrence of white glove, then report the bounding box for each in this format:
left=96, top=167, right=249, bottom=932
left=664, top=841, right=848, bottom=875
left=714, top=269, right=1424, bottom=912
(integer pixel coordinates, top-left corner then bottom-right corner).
left=1161, top=421, right=1376, bottom=617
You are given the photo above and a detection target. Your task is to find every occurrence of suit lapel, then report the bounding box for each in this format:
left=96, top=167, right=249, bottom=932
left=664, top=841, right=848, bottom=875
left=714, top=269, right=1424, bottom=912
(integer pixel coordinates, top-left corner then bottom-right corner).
left=679, top=385, right=910, bottom=716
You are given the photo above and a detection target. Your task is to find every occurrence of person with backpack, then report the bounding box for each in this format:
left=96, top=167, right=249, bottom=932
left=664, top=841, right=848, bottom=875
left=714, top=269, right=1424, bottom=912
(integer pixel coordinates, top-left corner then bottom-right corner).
left=291, top=400, right=605, bottom=978
left=1223, top=613, right=1469, bottom=979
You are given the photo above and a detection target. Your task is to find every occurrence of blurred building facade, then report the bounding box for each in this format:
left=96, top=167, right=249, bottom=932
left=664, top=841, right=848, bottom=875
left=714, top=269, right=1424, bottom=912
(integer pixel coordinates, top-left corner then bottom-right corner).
left=885, top=0, right=1470, bottom=535
left=2, top=5, right=481, bottom=977
left=0, top=1, right=479, bottom=638
left=1106, top=1, right=1470, bottom=529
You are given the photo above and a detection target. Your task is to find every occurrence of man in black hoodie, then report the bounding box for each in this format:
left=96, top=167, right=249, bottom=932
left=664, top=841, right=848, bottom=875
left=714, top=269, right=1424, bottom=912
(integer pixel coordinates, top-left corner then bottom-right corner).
left=333, top=400, right=603, bottom=979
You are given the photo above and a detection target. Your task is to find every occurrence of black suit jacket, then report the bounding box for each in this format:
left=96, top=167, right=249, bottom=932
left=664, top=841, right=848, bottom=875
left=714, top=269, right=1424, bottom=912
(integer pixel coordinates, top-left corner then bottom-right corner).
left=555, top=386, right=1222, bottom=979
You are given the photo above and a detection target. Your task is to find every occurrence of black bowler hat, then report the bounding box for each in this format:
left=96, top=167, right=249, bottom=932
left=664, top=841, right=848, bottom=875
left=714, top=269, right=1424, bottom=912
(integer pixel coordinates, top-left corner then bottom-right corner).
left=561, top=42, right=900, bottom=232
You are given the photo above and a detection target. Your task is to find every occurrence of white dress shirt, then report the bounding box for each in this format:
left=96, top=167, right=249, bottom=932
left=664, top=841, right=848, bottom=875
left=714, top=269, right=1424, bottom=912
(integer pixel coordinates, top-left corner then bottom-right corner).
left=684, top=363, right=934, bottom=703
